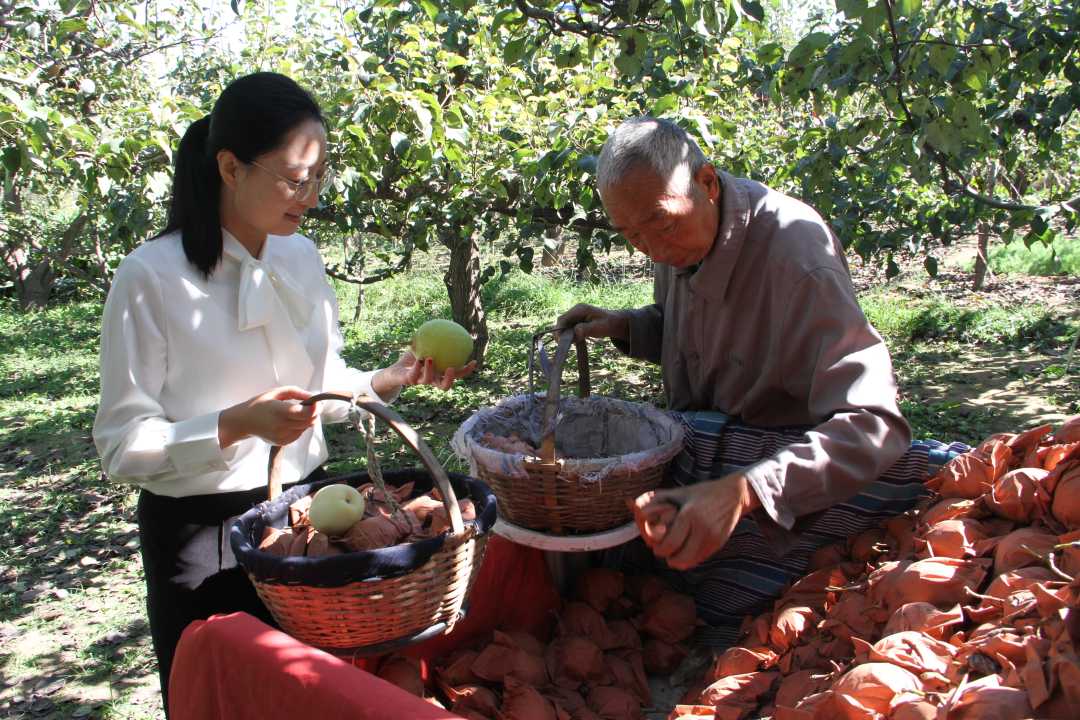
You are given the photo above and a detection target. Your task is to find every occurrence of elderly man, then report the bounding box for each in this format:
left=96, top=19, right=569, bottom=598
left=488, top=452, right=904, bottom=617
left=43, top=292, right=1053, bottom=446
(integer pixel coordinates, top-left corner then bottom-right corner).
left=558, top=117, right=948, bottom=648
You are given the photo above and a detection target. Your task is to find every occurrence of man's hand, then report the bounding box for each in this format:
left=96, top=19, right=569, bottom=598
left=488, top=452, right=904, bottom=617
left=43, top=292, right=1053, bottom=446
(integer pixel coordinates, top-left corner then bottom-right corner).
left=631, top=474, right=761, bottom=570
left=556, top=303, right=630, bottom=342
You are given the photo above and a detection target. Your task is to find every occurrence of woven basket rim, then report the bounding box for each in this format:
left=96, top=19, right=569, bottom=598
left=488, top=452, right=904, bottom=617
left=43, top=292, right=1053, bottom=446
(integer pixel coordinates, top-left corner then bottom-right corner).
left=230, top=468, right=496, bottom=587
left=453, top=393, right=684, bottom=477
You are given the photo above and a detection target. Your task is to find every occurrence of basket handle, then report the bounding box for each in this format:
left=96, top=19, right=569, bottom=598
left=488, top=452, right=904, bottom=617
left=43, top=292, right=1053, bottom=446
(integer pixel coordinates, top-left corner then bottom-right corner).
left=267, top=393, right=465, bottom=536
left=537, top=328, right=591, bottom=465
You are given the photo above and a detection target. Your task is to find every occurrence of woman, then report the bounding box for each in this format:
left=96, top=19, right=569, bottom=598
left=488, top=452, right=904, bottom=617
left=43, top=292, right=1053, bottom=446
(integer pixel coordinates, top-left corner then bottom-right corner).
left=92, top=72, right=473, bottom=712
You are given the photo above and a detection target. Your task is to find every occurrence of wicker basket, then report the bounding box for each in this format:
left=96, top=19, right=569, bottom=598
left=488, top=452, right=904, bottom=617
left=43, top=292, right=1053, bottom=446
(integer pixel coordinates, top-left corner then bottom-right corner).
left=455, top=330, right=683, bottom=534
left=230, top=393, right=495, bottom=656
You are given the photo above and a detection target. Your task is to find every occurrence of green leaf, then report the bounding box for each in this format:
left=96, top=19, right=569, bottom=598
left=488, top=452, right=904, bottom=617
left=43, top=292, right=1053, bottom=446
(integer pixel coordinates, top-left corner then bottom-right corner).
left=444, top=144, right=465, bottom=164
left=651, top=94, right=679, bottom=115
left=615, top=52, right=642, bottom=76
left=491, top=9, right=521, bottom=37
left=445, top=126, right=469, bottom=146
left=790, top=32, right=832, bottom=63
left=576, top=155, right=598, bottom=174
left=924, top=118, right=959, bottom=154
left=618, top=29, right=646, bottom=58
left=669, top=0, right=688, bottom=26
left=928, top=45, right=956, bottom=77
left=503, top=36, right=527, bottom=65
left=950, top=98, right=983, bottom=135
left=835, top=0, right=867, bottom=18
left=419, top=0, right=439, bottom=22
left=895, top=0, right=922, bottom=18
left=1, top=145, right=22, bottom=174
left=860, top=3, right=886, bottom=32
left=962, top=68, right=985, bottom=92
left=445, top=53, right=468, bottom=69
left=908, top=96, right=931, bottom=118
left=555, top=44, right=583, bottom=69
left=615, top=29, right=647, bottom=75
left=756, top=42, right=784, bottom=65
left=391, top=131, right=410, bottom=155
left=692, top=116, right=716, bottom=148
left=404, top=98, right=433, bottom=143
left=736, top=0, right=765, bottom=22
left=55, top=18, right=88, bottom=35
left=65, top=125, right=96, bottom=146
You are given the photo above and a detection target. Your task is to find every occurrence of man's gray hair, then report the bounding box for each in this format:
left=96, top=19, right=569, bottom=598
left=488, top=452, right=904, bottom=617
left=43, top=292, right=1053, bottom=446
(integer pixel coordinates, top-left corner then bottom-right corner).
left=596, top=117, right=708, bottom=196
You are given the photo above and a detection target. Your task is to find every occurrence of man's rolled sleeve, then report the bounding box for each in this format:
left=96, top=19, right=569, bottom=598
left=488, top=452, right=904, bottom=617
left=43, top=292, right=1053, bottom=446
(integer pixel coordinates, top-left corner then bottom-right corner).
left=742, top=457, right=796, bottom=530
left=612, top=304, right=665, bottom=364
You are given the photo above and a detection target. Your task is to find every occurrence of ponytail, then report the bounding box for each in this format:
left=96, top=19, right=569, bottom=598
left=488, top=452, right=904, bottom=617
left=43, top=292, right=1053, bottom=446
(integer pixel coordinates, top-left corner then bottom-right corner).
left=158, top=115, right=223, bottom=277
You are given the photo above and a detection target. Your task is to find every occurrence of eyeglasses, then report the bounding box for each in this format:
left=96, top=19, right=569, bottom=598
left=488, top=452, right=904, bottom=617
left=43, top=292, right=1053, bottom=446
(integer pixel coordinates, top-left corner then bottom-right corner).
left=249, top=160, right=335, bottom=202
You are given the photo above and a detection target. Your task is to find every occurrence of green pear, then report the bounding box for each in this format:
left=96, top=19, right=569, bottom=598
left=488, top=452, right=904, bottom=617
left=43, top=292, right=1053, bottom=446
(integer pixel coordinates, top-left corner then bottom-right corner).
left=410, top=319, right=474, bottom=373
left=308, top=483, right=366, bottom=536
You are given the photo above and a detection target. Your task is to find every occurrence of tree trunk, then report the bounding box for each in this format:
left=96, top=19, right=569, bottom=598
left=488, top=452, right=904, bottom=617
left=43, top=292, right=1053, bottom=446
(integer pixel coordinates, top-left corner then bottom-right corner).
left=973, top=164, right=999, bottom=291
left=973, top=226, right=990, bottom=291
left=19, top=261, right=55, bottom=309
left=541, top=226, right=564, bottom=267
left=443, top=231, right=489, bottom=367
left=0, top=183, right=53, bottom=309
left=351, top=234, right=365, bottom=324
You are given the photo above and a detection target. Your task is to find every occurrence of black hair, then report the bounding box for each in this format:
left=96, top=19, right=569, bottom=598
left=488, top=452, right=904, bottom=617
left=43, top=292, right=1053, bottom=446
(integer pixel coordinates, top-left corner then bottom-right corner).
left=157, top=72, right=324, bottom=276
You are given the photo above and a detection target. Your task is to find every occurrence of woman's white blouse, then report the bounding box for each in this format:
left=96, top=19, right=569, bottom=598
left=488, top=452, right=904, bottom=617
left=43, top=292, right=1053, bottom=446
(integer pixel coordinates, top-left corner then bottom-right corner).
left=93, top=229, right=379, bottom=497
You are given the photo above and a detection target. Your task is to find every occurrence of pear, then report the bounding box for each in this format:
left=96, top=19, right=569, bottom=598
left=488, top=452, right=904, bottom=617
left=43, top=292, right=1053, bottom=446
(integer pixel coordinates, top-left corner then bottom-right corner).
left=410, top=319, right=474, bottom=373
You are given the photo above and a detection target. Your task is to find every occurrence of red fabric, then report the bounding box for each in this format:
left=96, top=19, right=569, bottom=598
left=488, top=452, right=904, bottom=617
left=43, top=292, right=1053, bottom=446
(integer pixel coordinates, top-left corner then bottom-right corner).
left=404, top=535, right=562, bottom=659
left=170, top=536, right=559, bottom=719
left=169, top=612, right=463, bottom=720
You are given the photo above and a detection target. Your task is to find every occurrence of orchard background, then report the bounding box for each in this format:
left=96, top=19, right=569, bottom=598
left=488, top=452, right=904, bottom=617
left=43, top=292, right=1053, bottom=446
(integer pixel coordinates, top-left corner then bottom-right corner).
left=0, top=1, right=1077, bottom=717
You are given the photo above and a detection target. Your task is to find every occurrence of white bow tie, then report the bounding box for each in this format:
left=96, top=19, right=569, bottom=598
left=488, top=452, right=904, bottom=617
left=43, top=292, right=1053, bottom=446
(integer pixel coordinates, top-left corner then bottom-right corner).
left=237, top=255, right=316, bottom=387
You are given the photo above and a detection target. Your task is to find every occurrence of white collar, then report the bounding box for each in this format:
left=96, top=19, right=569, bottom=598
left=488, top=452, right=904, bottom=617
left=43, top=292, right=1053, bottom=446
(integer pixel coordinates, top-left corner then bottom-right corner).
left=223, top=228, right=316, bottom=386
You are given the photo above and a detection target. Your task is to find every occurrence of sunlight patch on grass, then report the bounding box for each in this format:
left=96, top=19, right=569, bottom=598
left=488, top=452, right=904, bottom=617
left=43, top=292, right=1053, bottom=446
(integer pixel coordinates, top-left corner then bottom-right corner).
left=959, top=236, right=1080, bottom=276
left=860, top=291, right=1076, bottom=350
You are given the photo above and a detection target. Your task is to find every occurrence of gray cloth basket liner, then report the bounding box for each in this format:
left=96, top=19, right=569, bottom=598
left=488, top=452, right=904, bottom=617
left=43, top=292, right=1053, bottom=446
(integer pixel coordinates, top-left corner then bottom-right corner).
left=453, top=393, right=684, bottom=486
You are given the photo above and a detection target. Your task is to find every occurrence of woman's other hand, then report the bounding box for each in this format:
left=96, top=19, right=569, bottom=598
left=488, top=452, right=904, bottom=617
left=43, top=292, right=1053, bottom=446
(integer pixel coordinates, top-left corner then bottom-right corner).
left=374, top=351, right=477, bottom=395
left=218, top=386, right=317, bottom=448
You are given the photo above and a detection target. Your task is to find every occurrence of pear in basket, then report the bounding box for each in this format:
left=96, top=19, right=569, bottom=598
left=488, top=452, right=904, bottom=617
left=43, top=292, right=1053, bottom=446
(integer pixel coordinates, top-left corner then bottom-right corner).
left=309, top=484, right=366, bottom=536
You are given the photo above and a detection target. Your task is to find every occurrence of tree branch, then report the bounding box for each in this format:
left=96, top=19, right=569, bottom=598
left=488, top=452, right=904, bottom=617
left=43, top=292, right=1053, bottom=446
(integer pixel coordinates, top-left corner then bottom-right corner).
left=880, top=0, right=1079, bottom=218
left=57, top=213, right=89, bottom=261
left=325, top=255, right=410, bottom=285
left=511, top=0, right=624, bottom=38
left=488, top=200, right=612, bottom=233
left=882, top=0, right=918, bottom=133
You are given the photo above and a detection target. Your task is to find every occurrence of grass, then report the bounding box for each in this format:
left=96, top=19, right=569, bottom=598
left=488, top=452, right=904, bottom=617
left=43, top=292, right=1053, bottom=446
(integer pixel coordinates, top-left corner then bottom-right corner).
left=959, top=235, right=1080, bottom=276
left=860, top=291, right=1075, bottom=350
left=859, top=287, right=1078, bottom=442
left=0, top=256, right=1076, bottom=718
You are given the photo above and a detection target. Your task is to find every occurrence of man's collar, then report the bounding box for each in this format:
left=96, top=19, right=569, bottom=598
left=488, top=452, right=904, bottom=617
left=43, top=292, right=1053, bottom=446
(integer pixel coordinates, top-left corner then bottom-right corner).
left=685, top=170, right=750, bottom=300
left=674, top=261, right=702, bottom=277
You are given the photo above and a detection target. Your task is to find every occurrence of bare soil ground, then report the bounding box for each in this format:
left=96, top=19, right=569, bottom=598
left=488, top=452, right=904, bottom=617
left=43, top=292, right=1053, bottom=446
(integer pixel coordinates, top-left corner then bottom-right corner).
left=849, top=239, right=1079, bottom=438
